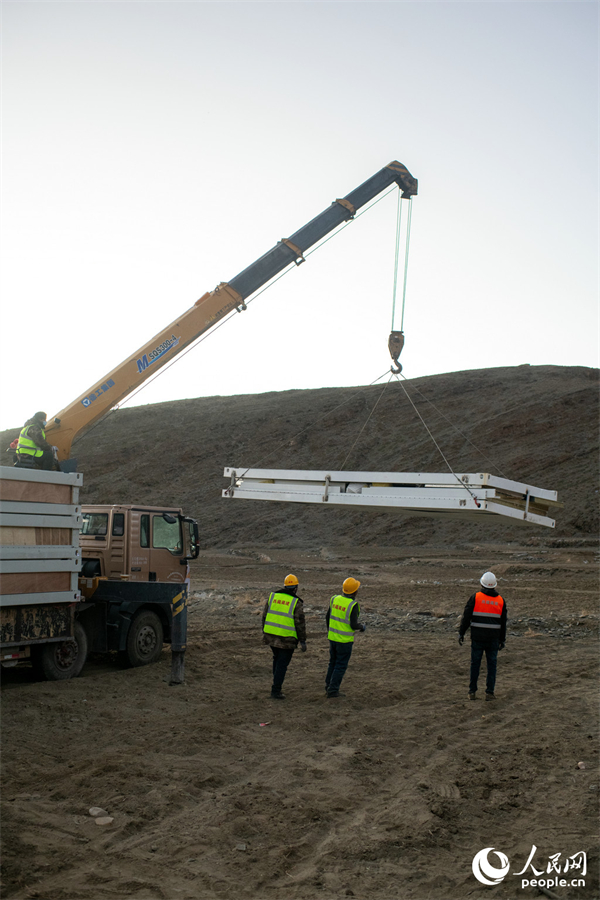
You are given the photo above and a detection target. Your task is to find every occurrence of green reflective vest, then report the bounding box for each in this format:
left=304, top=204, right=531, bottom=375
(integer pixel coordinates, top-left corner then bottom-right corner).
left=17, top=425, right=45, bottom=458
left=264, top=592, right=298, bottom=639
left=328, top=594, right=358, bottom=643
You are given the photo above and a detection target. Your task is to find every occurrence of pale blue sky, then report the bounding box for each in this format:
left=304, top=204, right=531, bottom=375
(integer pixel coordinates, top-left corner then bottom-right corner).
left=1, top=1, right=597, bottom=429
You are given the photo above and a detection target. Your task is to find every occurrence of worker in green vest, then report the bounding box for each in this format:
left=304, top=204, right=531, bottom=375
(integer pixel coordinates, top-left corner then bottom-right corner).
left=16, top=411, right=59, bottom=471
left=325, top=577, right=366, bottom=698
left=262, top=574, right=307, bottom=700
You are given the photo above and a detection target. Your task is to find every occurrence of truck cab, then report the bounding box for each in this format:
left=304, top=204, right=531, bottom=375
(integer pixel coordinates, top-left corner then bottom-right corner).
left=0, top=470, right=199, bottom=681
left=80, top=505, right=199, bottom=584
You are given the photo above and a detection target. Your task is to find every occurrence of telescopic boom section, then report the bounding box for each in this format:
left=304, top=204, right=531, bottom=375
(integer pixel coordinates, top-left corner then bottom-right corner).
left=46, top=161, right=418, bottom=462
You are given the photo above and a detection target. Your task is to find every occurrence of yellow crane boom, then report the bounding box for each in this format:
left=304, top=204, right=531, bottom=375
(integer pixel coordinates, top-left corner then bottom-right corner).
left=46, top=161, right=418, bottom=465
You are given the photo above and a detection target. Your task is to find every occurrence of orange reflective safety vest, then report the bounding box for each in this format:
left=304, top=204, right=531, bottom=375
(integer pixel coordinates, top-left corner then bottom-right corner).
left=472, top=591, right=505, bottom=633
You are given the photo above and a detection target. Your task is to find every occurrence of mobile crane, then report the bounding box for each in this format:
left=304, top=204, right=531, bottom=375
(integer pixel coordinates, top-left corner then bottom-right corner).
left=44, top=160, right=418, bottom=466
left=1, top=161, right=417, bottom=680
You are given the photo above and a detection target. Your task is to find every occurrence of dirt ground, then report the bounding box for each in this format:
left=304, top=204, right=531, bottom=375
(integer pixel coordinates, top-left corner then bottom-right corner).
left=2, top=365, right=598, bottom=898
left=2, top=541, right=598, bottom=900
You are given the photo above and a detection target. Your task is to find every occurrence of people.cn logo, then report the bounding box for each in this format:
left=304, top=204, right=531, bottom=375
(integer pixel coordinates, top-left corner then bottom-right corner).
left=472, top=848, right=510, bottom=885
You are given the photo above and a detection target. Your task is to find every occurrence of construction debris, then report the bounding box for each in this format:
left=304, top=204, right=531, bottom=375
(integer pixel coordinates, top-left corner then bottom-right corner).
left=222, top=468, right=561, bottom=528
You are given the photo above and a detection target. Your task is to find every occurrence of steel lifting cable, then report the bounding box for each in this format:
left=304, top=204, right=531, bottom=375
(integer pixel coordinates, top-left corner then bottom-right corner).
left=234, top=369, right=392, bottom=483
left=303, top=186, right=397, bottom=260
left=397, top=373, right=509, bottom=479
left=392, top=373, right=482, bottom=508
left=75, top=305, right=246, bottom=449
left=338, top=375, right=393, bottom=470
left=226, top=370, right=394, bottom=534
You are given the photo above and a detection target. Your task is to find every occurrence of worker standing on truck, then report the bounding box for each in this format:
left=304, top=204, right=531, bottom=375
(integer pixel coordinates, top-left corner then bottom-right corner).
left=458, top=571, right=507, bottom=701
left=262, top=574, right=307, bottom=700
left=325, top=577, right=366, bottom=699
left=16, top=412, right=59, bottom=471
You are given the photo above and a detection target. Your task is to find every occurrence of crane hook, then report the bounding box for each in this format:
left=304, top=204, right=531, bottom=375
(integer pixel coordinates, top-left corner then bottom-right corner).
left=388, top=330, right=405, bottom=374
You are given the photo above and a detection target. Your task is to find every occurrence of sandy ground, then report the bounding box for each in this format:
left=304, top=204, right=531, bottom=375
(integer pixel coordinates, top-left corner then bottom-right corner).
left=1, top=542, right=598, bottom=900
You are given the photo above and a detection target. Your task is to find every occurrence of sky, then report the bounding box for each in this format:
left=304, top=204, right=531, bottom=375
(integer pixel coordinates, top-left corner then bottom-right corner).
left=1, top=0, right=598, bottom=431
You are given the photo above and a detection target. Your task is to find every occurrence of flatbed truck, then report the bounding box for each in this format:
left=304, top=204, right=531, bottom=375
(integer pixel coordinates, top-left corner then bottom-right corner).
left=0, top=466, right=198, bottom=680
left=2, top=161, right=418, bottom=681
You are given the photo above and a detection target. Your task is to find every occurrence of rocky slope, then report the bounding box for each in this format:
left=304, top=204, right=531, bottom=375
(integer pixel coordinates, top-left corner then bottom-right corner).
left=2, top=365, right=598, bottom=547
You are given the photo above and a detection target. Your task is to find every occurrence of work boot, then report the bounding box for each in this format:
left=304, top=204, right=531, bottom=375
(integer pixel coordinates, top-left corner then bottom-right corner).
left=485, top=692, right=495, bottom=701
left=271, top=691, right=286, bottom=700
left=468, top=692, right=477, bottom=700
left=327, top=691, right=345, bottom=699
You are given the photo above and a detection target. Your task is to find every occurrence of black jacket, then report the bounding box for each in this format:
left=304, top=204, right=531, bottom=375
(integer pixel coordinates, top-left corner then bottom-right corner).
left=460, top=587, right=507, bottom=643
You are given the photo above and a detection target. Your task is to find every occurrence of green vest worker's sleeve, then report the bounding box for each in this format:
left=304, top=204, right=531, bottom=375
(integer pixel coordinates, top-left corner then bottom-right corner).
left=294, top=601, right=306, bottom=642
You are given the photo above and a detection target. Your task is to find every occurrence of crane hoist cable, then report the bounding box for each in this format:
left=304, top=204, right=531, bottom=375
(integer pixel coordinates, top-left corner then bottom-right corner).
left=74, top=188, right=400, bottom=452
left=124, top=184, right=399, bottom=413
left=384, top=198, right=507, bottom=482
left=388, top=193, right=413, bottom=375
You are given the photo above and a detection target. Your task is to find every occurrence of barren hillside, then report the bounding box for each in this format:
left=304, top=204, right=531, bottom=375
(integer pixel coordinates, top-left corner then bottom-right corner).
left=3, top=364, right=598, bottom=546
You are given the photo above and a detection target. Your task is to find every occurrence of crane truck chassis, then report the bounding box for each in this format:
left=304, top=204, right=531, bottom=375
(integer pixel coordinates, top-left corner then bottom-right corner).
left=0, top=466, right=199, bottom=681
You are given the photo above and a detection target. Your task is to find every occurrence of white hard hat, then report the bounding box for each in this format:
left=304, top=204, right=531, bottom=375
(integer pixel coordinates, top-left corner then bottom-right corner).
left=480, top=571, right=497, bottom=588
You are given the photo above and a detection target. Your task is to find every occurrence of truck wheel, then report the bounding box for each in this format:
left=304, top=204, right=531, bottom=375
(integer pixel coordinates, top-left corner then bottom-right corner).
left=124, top=611, right=164, bottom=667
left=37, top=621, right=88, bottom=681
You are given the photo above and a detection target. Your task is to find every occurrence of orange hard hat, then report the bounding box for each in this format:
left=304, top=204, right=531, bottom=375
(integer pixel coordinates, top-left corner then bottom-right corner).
left=284, top=574, right=299, bottom=586
left=342, top=577, right=361, bottom=594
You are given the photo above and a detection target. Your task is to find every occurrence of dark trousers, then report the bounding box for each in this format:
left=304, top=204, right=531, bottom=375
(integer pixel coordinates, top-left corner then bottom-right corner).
left=271, top=647, right=294, bottom=693
left=325, top=640, right=353, bottom=694
left=469, top=638, right=499, bottom=694
left=16, top=450, right=57, bottom=471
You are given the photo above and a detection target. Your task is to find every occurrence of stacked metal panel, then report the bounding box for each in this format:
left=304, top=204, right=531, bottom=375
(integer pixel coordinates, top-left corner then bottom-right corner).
left=0, top=467, right=83, bottom=609
left=222, top=467, right=561, bottom=528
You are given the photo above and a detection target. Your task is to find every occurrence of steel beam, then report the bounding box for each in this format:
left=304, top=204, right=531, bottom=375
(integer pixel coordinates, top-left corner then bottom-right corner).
left=222, top=468, right=559, bottom=528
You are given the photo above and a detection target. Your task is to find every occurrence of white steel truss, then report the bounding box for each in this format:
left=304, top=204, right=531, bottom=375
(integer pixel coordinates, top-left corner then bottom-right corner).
left=222, top=468, right=561, bottom=528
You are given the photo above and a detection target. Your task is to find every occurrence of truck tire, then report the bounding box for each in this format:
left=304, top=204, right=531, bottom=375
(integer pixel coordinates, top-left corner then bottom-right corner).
left=36, top=621, right=88, bottom=681
left=123, top=611, right=164, bottom=667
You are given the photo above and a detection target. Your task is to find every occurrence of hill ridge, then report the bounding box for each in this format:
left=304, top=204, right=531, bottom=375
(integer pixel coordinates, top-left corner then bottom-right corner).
left=2, top=364, right=598, bottom=545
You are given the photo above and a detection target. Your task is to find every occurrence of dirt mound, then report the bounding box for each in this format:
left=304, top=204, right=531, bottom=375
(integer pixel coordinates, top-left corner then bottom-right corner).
left=4, top=364, right=595, bottom=544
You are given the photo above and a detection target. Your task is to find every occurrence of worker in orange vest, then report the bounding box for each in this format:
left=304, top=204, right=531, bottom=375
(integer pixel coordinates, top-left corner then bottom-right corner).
left=458, top=571, right=507, bottom=701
